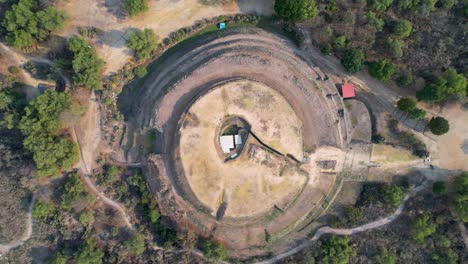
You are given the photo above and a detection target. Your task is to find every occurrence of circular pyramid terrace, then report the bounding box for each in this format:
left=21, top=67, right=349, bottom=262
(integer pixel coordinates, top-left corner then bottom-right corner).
left=128, top=27, right=351, bottom=258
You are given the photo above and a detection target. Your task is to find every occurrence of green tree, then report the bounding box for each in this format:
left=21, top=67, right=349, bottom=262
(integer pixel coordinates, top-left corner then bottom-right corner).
left=0, top=89, right=25, bottom=129
left=396, top=72, right=413, bottom=87
left=452, top=172, right=468, bottom=222
left=325, top=0, right=338, bottom=13
left=394, top=20, right=412, bottom=39
left=409, top=108, right=426, bottom=120
left=68, top=36, right=104, bottom=89
left=418, top=0, right=437, bottom=16
left=369, top=0, right=394, bottom=11
left=374, top=247, right=397, bottom=264
left=440, top=0, right=456, bottom=9
left=397, top=97, right=417, bottom=112
left=368, top=59, right=395, bottom=81
left=1, top=0, right=66, bottom=48
left=134, top=65, right=148, bottom=78
left=428, top=117, right=449, bottom=135
left=123, top=0, right=149, bottom=17
left=127, top=29, right=157, bottom=61
left=76, top=237, right=104, bottom=264
left=345, top=205, right=363, bottom=224
left=432, top=181, right=447, bottom=194
left=274, top=0, right=319, bottom=21
left=398, top=0, right=420, bottom=10
left=125, top=233, right=146, bottom=255
left=386, top=37, right=404, bottom=58
left=382, top=185, right=404, bottom=207
left=367, top=12, right=385, bottom=32
left=417, top=68, right=468, bottom=102
left=61, top=173, right=88, bottom=210
left=334, top=35, right=346, bottom=50
left=202, top=240, right=229, bottom=263
left=48, top=252, right=68, bottom=264
left=79, top=209, right=95, bottom=226
left=32, top=200, right=55, bottom=220
left=341, top=49, right=365, bottom=73
left=320, top=235, right=356, bottom=264
left=411, top=214, right=437, bottom=243
left=19, top=90, right=78, bottom=177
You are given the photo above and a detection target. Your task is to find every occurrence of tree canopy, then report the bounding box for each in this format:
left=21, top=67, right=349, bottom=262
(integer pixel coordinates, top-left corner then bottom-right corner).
left=428, top=117, right=450, bottom=135
left=202, top=240, right=229, bottom=263
left=274, top=0, right=319, bottom=21
left=76, top=237, right=104, bottom=264
left=68, top=36, right=104, bottom=90
left=1, top=0, right=66, bottom=48
left=341, top=49, right=365, bottom=73
left=452, top=172, right=468, bottom=222
left=61, top=173, right=89, bottom=210
left=367, top=12, right=385, bottom=32
left=127, top=29, right=157, bottom=61
left=397, top=97, right=417, bottom=112
left=320, top=235, right=356, bottom=264
left=417, top=68, right=466, bottom=102
left=369, top=0, right=394, bottom=11
left=18, top=90, right=78, bottom=177
left=386, top=37, right=404, bottom=58
left=368, top=59, right=395, bottom=81
left=411, top=214, right=437, bottom=243
left=382, top=185, right=404, bottom=207
left=394, top=20, right=412, bottom=39
left=123, top=0, right=149, bottom=17
left=32, top=200, right=55, bottom=220
left=124, top=233, right=146, bottom=255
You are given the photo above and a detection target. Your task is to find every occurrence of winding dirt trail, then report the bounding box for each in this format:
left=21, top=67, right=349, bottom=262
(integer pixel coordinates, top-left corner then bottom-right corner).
left=0, top=194, right=36, bottom=254
left=257, top=181, right=428, bottom=264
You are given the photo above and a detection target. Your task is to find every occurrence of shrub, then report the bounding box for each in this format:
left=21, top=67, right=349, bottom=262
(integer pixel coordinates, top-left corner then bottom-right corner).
left=202, top=240, right=229, bottom=263
left=411, top=214, right=437, bottom=243
left=123, top=0, right=149, bottom=17
left=127, top=29, right=157, bottom=61
left=334, top=35, right=346, bottom=50
left=61, top=173, right=88, bottom=210
left=320, top=235, right=356, bottom=264
left=432, top=181, right=447, bottom=194
left=369, top=0, right=394, bottom=11
left=393, top=20, right=412, bottom=39
left=125, top=233, right=146, bottom=255
left=440, top=0, right=456, bottom=9
left=382, top=185, right=404, bottom=207
left=8, top=66, right=19, bottom=74
left=372, top=134, right=386, bottom=144
left=418, top=0, right=437, bottom=17
left=386, top=37, right=404, bottom=58
left=368, top=59, right=395, bottom=81
left=321, top=43, right=332, bottom=55
left=345, top=205, right=363, bottom=224
left=341, top=49, right=365, bottom=73
left=396, top=72, right=413, bottom=87
left=367, top=12, right=385, bottom=32
left=76, top=237, right=104, bottom=264
left=274, top=0, right=319, bottom=21
left=2, top=0, right=67, bottom=48
left=374, top=247, right=397, bottom=264
left=48, top=252, right=67, bottom=264
left=398, top=0, right=419, bottom=9
left=397, top=97, right=417, bottom=112
left=134, top=65, right=148, bottom=78
left=409, top=108, right=426, bottom=120
left=79, top=209, right=95, bottom=225
left=452, top=172, right=468, bottom=222
left=68, top=37, right=104, bottom=89
left=428, top=117, right=449, bottom=135
left=32, top=200, right=55, bottom=220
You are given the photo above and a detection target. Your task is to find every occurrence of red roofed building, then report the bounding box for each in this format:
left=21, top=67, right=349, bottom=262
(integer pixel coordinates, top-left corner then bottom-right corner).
left=341, top=83, right=355, bottom=98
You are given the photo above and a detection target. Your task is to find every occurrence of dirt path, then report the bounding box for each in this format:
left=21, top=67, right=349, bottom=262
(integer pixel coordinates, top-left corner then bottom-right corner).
left=71, top=125, right=134, bottom=229
left=257, top=180, right=428, bottom=264
left=0, top=194, right=36, bottom=254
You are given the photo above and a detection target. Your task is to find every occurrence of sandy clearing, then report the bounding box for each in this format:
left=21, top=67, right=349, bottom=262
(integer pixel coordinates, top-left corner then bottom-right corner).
left=57, top=0, right=274, bottom=73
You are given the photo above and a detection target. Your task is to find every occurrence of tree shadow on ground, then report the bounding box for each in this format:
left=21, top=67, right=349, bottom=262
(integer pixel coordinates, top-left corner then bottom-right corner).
left=102, top=0, right=127, bottom=20
left=97, top=28, right=139, bottom=51
left=198, top=0, right=274, bottom=15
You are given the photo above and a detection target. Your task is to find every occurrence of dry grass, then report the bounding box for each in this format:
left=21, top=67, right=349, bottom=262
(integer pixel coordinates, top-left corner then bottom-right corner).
left=178, top=80, right=307, bottom=217
left=371, top=144, right=417, bottom=164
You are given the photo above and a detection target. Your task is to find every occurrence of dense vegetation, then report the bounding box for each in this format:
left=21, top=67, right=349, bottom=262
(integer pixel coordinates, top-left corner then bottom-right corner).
left=320, top=235, right=356, bottom=264
left=274, top=0, right=319, bottom=21
left=452, top=172, right=468, bottom=222
left=1, top=0, right=66, bottom=48
left=18, top=90, right=78, bottom=177
left=127, top=29, right=157, bottom=61
left=396, top=97, right=426, bottom=120
left=123, top=0, right=149, bottom=17
left=68, top=37, right=104, bottom=89
left=416, top=68, right=467, bottom=102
